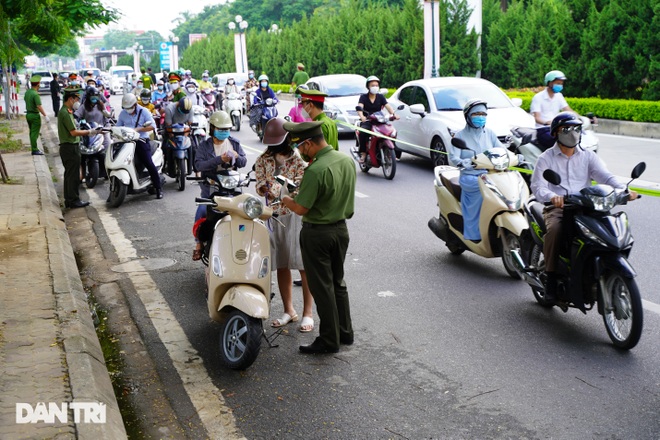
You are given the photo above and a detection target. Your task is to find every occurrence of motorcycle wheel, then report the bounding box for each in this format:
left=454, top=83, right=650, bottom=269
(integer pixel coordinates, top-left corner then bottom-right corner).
left=219, top=309, right=262, bottom=370
left=381, top=147, right=397, bottom=180
left=446, top=242, right=465, bottom=255
left=108, top=176, right=127, bottom=208
left=601, top=271, right=643, bottom=349
left=233, top=114, right=241, bottom=131
left=177, top=158, right=186, bottom=191
left=430, top=136, right=448, bottom=167
left=528, top=244, right=554, bottom=308
left=500, top=230, right=523, bottom=279
left=85, top=161, right=99, bottom=189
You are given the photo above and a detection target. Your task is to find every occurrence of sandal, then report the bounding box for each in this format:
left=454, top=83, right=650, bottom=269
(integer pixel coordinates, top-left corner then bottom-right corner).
left=299, top=316, right=314, bottom=333
left=192, top=248, right=203, bottom=261
left=271, top=312, right=299, bottom=328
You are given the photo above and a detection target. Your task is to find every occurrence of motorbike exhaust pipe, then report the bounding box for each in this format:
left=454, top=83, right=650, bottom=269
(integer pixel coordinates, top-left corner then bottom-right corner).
left=428, top=216, right=449, bottom=242
left=510, top=250, right=544, bottom=289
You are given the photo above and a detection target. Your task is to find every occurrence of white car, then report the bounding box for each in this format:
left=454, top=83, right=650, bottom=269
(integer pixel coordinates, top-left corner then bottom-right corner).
left=305, top=74, right=368, bottom=135
left=32, top=70, right=54, bottom=94
left=389, top=77, right=535, bottom=167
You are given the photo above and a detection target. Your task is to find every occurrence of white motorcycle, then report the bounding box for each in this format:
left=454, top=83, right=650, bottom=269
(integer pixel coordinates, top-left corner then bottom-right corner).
left=105, top=124, right=164, bottom=208
left=225, top=92, right=243, bottom=131
left=428, top=138, right=529, bottom=278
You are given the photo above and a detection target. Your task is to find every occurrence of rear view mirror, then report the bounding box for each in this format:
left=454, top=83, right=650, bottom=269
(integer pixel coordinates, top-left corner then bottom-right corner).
left=451, top=138, right=468, bottom=150
left=631, top=162, right=646, bottom=179
left=543, top=169, right=562, bottom=185
left=409, top=104, right=426, bottom=117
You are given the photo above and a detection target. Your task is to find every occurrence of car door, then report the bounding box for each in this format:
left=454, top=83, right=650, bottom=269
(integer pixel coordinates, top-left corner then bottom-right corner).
left=392, top=85, right=417, bottom=154
left=411, top=85, right=435, bottom=158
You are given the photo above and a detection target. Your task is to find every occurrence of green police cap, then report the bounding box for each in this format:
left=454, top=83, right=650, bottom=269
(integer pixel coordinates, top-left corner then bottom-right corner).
left=63, top=85, right=83, bottom=94
left=30, top=75, right=42, bottom=84
left=297, top=87, right=327, bottom=103
left=297, top=63, right=305, bottom=69
left=283, top=121, right=324, bottom=143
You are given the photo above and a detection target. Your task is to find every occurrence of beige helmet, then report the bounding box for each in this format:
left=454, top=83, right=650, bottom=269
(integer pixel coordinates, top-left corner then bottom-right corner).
left=209, top=111, right=232, bottom=129
left=262, top=118, right=288, bottom=146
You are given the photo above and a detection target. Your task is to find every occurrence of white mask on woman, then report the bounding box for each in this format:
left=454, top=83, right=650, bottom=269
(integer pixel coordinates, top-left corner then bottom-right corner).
left=369, top=86, right=379, bottom=95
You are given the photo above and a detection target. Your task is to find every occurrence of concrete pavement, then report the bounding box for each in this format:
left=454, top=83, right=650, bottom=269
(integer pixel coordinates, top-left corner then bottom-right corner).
left=0, top=119, right=126, bottom=439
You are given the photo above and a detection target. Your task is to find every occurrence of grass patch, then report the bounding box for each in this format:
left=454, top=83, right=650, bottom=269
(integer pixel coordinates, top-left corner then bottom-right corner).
left=0, top=121, right=25, bottom=153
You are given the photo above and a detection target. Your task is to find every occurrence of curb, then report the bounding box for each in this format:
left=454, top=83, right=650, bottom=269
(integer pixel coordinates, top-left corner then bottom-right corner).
left=38, top=124, right=127, bottom=439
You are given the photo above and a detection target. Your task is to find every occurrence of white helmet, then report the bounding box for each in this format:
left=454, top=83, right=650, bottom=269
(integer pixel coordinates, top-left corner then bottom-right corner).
left=209, top=111, right=232, bottom=129
left=121, top=93, right=137, bottom=109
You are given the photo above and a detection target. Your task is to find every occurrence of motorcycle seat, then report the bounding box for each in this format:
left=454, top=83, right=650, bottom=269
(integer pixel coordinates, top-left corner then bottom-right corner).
left=441, top=174, right=462, bottom=201
left=149, top=140, right=159, bottom=155
left=529, top=202, right=547, bottom=234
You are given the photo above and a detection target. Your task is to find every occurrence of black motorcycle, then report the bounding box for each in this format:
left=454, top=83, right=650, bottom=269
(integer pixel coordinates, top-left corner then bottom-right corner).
left=512, top=162, right=646, bottom=349
left=79, top=120, right=107, bottom=188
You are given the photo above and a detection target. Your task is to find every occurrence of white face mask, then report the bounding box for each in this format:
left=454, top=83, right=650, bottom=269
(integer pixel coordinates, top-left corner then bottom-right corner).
left=228, top=80, right=234, bottom=85
left=187, top=87, right=196, bottom=93
left=171, top=83, right=179, bottom=90
left=73, top=101, right=81, bottom=110
left=369, top=86, right=379, bottom=95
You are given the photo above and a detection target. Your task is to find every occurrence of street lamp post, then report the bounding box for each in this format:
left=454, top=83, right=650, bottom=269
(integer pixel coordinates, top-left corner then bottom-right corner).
left=171, top=36, right=179, bottom=72
left=132, top=43, right=143, bottom=74
left=228, top=16, right=248, bottom=74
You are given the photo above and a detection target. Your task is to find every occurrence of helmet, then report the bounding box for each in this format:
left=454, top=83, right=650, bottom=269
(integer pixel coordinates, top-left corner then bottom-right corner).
left=122, top=93, right=137, bottom=109
left=185, top=69, right=191, bottom=76
left=209, top=111, right=232, bottom=129
left=544, top=70, right=567, bottom=85
left=262, top=118, right=288, bottom=146
left=177, top=97, right=192, bottom=114
left=140, top=88, right=152, bottom=101
left=202, top=72, right=209, bottom=79
left=157, top=80, right=164, bottom=86
left=463, top=99, right=488, bottom=128
left=550, top=111, right=582, bottom=137
left=85, top=85, right=98, bottom=97
left=258, top=74, right=269, bottom=82
left=366, top=75, right=380, bottom=87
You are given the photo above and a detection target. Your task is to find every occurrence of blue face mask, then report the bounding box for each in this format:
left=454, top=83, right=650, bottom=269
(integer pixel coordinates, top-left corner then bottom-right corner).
left=90, top=97, right=98, bottom=104
left=471, top=115, right=487, bottom=128
left=158, top=86, right=163, bottom=91
left=214, top=129, right=230, bottom=141
left=552, top=84, right=563, bottom=93
left=260, top=82, right=268, bottom=88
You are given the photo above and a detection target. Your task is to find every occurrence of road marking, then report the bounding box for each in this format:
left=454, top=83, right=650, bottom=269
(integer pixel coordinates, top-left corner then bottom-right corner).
left=355, top=191, right=369, bottom=198
left=86, top=189, right=245, bottom=440
left=643, top=299, right=660, bottom=316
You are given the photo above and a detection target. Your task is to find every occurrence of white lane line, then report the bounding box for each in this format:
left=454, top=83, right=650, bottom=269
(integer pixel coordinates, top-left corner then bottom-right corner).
left=643, top=299, right=660, bottom=316
left=87, top=189, right=245, bottom=440
left=355, top=191, right=369, bottom=198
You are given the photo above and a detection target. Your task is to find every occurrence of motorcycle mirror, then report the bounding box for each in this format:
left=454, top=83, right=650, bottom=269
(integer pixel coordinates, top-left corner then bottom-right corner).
left=284, top=115, right=292, bottom=122
left=397, top=104, right=405, bottom=111
left=450, top=138, right=469, bottom=150
left=631, top=162, right=646, bottom=179
left=543, top=169, right=562, bottom=186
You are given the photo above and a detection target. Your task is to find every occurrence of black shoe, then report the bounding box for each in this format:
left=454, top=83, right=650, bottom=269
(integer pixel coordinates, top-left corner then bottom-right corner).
left=299, top=338, right=338, bottom=354
left=155, top=189, right=163, bottom=199
left=66, top=200, right=90, bottom=209
left=31, top=150, right=44, bottom=156
left=293, top=279, right=303, bottom=287
left=340, top=335, right=354, bottom=345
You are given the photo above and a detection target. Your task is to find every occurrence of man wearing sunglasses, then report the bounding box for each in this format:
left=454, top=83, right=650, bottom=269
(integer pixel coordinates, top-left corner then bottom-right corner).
left=531, top=112, right=638, bottom=303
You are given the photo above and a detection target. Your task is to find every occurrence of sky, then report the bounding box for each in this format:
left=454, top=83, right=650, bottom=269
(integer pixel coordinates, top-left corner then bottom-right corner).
left=93, top=0, right=218, bottom=41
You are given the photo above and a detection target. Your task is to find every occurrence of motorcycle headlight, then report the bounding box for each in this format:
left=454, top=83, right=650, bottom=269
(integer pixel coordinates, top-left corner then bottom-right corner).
left=487, top=151, right=510, bottom=171
left=576, top=219, right=609, bottom=247
left=258, top=257, right=269, bottom=278
left=212, top=255, right=223, bottom=277
left=242, top=196, right=264, bottom=219
left=586, top=192, right=616, bottom=212
left=218, top=173, right=239, bottom=189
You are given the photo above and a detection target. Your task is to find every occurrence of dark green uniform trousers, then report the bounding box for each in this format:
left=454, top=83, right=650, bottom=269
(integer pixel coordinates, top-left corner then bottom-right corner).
left=300, top=221, right=353, bottom=350
left=26, top=113, right=41, bottom=152
left=59, top=142, right=81, bottom=205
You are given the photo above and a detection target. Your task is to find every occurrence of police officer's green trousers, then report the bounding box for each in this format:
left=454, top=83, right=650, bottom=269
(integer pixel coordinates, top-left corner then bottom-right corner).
left=300, top=222, right=353, bottom=350
left=26, top=113, right=41, bottom=151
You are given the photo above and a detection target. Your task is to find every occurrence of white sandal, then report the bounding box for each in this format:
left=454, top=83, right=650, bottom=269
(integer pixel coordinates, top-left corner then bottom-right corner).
left=299, top=316, right=314, bottom=333
left=271, top=312, right=299, bottom=328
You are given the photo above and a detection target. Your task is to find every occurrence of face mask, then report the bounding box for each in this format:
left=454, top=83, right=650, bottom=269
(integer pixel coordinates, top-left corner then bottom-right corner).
left=187, top=87, right=196, bottom=93
left=70, top=81, right=78, bottom=86
left=171, top=83, right=179, bottom=90
left=552, top=84, right=563, bottom=93
left=228, top=80, right=234, bottom=85
left=141, top=99, right=150, bottom=104
left=471, top=115, right=487, bottom=128
left=137, top=83, right=143, bottom=88
left=292, top=140, right=310, bottom=161
left=260, top=82, right=268, bottom=88
left=90, top=97, right=98, bottom=104
left=158, top=86, right=163, bottom=91
left=557, top=129, right=580, bottom=148
left=369, top=86, right=379, bottom=95
left=249, top=74, right=254, bottom=79
left=73, top=101, right=81, bottom=110
left=214, top=129, right=230, bottom=141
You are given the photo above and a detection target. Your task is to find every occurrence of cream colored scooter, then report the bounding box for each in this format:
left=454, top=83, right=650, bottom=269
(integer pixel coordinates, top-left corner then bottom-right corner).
left=428, top=138, right=529, bottom=278
left=195, top=173, right=274, bottom=370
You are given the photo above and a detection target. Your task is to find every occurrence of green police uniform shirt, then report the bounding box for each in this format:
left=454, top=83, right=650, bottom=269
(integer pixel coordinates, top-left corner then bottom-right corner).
left=141, top=74, right=152, bottom=89
left=292, top=70, right=309, bottom=86
left=25, top=88, right=41, bottom=113
left=314, top=112, right=339, bottom=151
left=294, top=146, right=356, bottom=224
left=57, top=106, right=79, bottom=144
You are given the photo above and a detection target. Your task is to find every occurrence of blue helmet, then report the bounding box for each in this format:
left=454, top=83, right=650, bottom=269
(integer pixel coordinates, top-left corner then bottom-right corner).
left=550, top=111, right=582, bottom=137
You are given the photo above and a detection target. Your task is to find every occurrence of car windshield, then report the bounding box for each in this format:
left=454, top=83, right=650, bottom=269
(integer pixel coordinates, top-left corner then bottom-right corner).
left=33, top=71, right=51, bottom=78
left=112, top=69, right=133, bottom=77
left=431, top=84, right=513, bottom=111
left=322, top=77, right=366, bottom=97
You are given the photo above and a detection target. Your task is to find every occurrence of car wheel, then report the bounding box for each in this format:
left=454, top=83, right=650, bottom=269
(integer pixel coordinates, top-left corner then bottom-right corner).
left=430, top=137, right=448, bottom=167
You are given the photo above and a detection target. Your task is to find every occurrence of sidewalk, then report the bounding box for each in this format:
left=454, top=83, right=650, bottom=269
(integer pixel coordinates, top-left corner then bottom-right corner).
left=0, top=127, right=126, bottom=437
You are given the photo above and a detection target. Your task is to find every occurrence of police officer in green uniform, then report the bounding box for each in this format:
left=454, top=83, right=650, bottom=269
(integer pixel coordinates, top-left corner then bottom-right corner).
left=58, top=85, right=100, bottom=208
left=291, top=63, right=309, bottom=90
left=281, top=121, right=356, bottom=354
left=24, top=75, right=50, bottom=155
left=296, top=87, right=339, bottom=151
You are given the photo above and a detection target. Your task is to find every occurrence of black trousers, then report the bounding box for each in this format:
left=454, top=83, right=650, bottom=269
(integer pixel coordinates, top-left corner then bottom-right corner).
left=135, top=138, right=161, bottom=190
left=51, top=96, right=60, bottom=117
left=358, top=121, right=373, bottom=154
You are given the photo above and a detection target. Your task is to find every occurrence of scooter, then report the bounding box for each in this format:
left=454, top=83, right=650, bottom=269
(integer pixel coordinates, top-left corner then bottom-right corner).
left=249, top=93, right=280, bottom=140
left=350, top=107, right=403, bottom=180
left=511, top=162, right=646, bottom=349
left=201, top=88, right=217, bottom=113
left=105, top=123, right=164, bottom=208
left=164, top=123, right=193, bottom=191
left=225, top=92, right=243, bottom=131
left=192, top=169, right=275, bottom=370
left=428, top=137, right=529, bottom=278
left=510, top=114, right=599, bottom=167
left=79, top=120, right=107, bottom=189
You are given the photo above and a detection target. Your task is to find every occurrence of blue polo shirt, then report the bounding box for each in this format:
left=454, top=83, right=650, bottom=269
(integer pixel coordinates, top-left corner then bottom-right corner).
left=116, top=106, right=155, bottom=139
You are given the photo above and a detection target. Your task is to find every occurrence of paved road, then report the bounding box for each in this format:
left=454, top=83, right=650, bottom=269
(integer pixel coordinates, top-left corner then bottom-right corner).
left=77, top=95, right=660, bottom=439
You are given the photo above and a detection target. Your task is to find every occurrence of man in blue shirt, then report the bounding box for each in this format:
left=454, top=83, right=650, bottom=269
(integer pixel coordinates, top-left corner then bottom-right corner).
left=116, top=93, right=163, bottom=199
